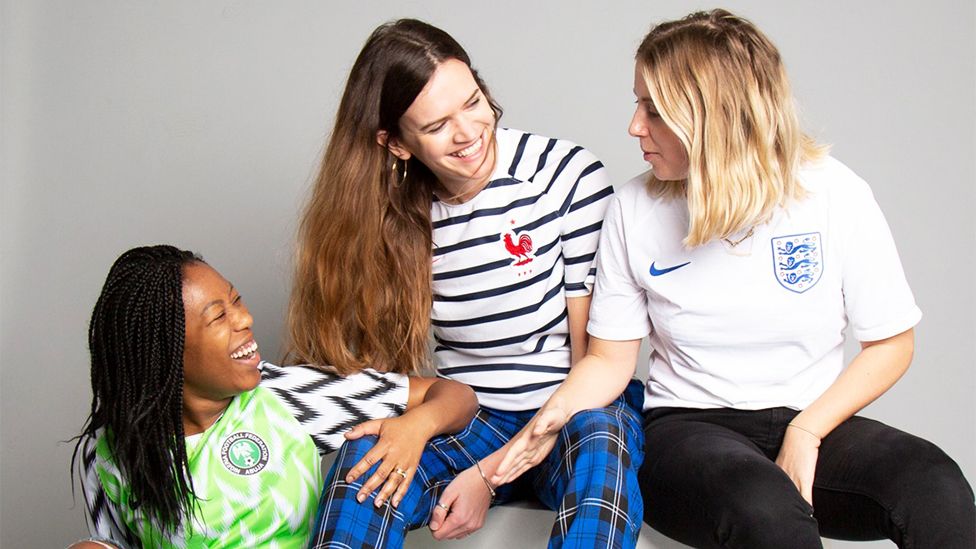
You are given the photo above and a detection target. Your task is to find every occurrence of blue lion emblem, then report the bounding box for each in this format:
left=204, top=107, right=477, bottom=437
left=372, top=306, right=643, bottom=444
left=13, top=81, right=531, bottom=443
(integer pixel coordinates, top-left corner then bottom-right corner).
left=771, top=232, right=822, bottom=293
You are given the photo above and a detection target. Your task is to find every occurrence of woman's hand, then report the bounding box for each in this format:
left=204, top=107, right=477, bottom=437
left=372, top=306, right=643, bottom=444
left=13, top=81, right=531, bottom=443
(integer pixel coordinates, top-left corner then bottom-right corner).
left=344, top=416, right=427, bottom=508
left=775, top=424, right=822, bottom=506
left=429, top=466, right=493, bottom=540
left=491, top=402, right=570, bottom=486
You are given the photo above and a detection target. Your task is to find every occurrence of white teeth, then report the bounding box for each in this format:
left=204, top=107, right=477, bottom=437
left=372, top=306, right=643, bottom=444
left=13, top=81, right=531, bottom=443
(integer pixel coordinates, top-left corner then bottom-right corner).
left=231, top=340, right=258, bottom=359
left=453, top=138, right=482, bottom=158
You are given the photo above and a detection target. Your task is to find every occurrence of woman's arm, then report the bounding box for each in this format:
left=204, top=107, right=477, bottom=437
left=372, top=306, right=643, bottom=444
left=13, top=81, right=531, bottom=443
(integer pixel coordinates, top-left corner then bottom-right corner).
left=343, top=377, right=478, bottom=508
left=775, top=328, right=914, bottom=503
left=492, top=336, right=640, bottom=485
left=427, top=337, right=639, bottom=539
left=566, top=295, right=592, bottom=365
left=68, top=437, right=133, bottom=549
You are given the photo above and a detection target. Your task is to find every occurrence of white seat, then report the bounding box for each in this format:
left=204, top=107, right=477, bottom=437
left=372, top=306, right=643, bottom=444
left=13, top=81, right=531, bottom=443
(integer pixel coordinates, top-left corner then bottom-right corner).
left=403, top=499, right=692, bottom=549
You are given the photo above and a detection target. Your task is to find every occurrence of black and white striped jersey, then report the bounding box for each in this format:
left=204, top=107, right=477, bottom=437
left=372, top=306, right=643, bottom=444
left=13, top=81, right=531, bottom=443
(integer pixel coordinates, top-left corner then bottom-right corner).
left=431, top=128, right=614, bottom=411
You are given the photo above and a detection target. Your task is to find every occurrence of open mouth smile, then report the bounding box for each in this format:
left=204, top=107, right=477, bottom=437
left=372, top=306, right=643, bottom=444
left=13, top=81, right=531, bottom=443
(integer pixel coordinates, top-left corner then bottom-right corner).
left=230, top=340, right=259, bottom=360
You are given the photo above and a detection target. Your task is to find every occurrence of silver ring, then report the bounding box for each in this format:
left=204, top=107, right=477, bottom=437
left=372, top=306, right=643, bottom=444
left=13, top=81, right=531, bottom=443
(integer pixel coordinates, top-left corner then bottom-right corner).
left=436, top=502, right=449, bottom=511
left=394, top=468, right=408, bottom=479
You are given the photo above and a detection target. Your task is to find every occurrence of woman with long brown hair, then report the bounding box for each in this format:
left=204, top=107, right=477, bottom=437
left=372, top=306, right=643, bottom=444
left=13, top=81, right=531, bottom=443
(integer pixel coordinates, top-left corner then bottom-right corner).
left=289, top=18, right=644, bottom=549
left=495, top=9, right=975, bottom=549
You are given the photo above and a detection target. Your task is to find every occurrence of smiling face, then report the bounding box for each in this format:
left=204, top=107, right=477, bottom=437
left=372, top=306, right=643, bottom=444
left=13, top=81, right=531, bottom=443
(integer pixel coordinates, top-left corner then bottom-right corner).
left=180, top=262, right=261, bottom=406
left=629, top=63, right=690, bottom=181
left=384, top=58, right=497, bottom=199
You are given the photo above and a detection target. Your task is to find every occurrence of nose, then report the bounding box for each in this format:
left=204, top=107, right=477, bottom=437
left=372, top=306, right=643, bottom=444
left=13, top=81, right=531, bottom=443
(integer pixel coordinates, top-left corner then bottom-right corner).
left=454, top=113, right=480, bottom=143
left=628, top=108, right=646, bottom=138
left=231, top=304, right=253, bottom=332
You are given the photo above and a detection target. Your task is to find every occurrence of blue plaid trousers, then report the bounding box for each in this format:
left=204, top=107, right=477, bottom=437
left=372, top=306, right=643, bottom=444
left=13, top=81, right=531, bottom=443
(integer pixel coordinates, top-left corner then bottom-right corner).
left=308, top=380, right=645, bottom=549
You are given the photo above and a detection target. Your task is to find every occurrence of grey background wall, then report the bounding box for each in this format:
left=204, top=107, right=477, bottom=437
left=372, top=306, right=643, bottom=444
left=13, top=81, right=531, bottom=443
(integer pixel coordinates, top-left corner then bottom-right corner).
left=2, top=1, right=973, bottom=547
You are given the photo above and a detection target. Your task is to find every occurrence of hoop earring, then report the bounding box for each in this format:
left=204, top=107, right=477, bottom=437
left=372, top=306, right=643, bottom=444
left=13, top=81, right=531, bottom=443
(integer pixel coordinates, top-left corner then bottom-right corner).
left=391, top=158, right=407, bottom=188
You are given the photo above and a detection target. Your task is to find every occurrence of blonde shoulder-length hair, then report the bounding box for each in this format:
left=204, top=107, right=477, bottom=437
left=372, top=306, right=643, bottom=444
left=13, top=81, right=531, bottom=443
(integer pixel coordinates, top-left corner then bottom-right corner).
left=637, top=9, right=828, bottom=248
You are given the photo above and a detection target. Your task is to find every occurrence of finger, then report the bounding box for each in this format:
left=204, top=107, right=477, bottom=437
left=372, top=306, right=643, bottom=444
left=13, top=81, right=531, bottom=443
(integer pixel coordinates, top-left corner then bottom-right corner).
left=445, top=512, right=480, bottom=540
left=494, top=450, right=535, bottom=485
left=345, top=419, right=381, bottom=440
left=345, top=445, right=387, bottom=483
left=374, top=471, right=403, bottom=508
left=494, top=439, right=528, bottom=481
left=391, top=469, right=416, bottom=508
left=435, top=512, right=469, bottom=540
left=357, top=461, right=394, bottom=503
left=429, top=490, right=458, bottom=532
left=498, top=457, right=535, bottom=486
left=532, top=418, right=552, bottom=436
left=429, top=502, right=449, bottom=532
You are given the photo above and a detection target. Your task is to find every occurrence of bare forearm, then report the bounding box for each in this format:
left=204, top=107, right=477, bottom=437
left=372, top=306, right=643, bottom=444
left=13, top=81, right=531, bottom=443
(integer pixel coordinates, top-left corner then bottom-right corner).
left=557, top=358, right=633, bottom=416
left=405, top=379, right=478, bottom=439
left=549, top=337, right=640, bottom=417
left=791, top=328, right=914, bottom=438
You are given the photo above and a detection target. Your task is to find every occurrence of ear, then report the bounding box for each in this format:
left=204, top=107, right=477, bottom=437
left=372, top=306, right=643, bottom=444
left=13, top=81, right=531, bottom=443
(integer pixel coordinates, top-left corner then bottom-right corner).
left=376, top=130, right=412, bottom=160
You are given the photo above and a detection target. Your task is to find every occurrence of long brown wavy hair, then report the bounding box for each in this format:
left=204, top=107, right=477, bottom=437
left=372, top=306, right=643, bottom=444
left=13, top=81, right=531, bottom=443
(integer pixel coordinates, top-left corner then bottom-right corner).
left=287, top=19, right=502, bottom=375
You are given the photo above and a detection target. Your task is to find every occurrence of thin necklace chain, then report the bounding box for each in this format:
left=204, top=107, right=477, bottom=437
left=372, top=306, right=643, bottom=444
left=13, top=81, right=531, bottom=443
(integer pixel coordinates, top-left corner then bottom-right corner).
left=723, top=226, right=755, bottom=247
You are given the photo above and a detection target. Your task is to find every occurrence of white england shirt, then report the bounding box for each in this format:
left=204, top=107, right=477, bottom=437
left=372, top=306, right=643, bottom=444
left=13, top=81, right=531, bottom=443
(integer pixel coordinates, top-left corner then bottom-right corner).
left=587, top=157, right=921, bottom=411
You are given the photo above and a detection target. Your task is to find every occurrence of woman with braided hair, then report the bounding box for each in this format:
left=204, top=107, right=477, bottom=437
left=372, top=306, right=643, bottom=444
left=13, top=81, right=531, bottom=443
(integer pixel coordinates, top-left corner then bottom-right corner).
left=68, top=245, right=477, bottom=549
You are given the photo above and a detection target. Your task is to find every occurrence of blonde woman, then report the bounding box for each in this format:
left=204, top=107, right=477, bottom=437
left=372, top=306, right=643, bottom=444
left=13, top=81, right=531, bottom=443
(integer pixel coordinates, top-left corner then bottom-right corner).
left=496, top=9, right=974, bottom=548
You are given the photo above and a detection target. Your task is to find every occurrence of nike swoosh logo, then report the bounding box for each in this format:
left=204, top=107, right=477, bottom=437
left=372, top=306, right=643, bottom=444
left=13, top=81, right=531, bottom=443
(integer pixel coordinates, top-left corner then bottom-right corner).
left=649, top=261, right=691, bottom=276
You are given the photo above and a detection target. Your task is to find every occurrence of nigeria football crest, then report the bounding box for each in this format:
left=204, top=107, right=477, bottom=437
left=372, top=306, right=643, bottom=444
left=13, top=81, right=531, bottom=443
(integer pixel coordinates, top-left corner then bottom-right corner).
left=221, top=432, right=269, bottom=475
left=771, top=232, right=822, bottom=293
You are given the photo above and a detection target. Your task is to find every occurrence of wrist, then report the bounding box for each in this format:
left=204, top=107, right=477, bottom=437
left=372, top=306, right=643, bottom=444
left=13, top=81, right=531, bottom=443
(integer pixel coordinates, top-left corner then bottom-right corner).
left=543, top=392, right=577, bottom=420
left=471, top=460, right=496, bottom=497
left=786, top=423, right=822, bottom=447
left=402, top=405, right=440, bottom=439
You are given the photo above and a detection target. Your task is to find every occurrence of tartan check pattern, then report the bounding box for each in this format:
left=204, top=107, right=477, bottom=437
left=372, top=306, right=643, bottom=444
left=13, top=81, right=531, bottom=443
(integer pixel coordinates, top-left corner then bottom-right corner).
left=308, top=380, right=645, bottom=549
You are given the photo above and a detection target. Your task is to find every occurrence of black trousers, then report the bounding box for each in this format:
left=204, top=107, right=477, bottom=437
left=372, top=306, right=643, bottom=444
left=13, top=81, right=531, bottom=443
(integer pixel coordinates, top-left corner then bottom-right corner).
left=639, top=407, right=975, bottom=549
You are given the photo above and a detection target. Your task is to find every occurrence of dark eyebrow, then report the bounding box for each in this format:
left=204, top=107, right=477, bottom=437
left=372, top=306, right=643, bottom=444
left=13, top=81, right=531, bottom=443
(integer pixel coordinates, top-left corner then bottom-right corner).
left=418, top=88, right=480, bottom=132
left=200, top=283, right=235, bottom=317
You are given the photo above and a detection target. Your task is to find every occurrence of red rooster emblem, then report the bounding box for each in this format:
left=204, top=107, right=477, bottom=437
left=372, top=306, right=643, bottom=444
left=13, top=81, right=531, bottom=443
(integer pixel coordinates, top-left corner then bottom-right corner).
left=503, top=232, right=534, bottom=266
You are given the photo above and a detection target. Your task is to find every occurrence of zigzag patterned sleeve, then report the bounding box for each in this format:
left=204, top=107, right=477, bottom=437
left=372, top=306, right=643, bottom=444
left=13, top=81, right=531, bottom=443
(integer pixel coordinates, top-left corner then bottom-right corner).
left=79, top=436, right=135, bottom=549
left=259, top=362, right=410, bottom=455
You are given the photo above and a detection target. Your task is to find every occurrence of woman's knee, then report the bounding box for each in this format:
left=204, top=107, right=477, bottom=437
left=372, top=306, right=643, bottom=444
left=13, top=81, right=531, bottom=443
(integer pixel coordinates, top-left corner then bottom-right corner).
left=568, top=404, right=643, bottom=441
left=563, top=407, right=640, bottom=458
left=826, top=420, right=974, bottom=508
left=882, top=437, right=975, bottom=524
left=327, top=435, right=381, bottom=479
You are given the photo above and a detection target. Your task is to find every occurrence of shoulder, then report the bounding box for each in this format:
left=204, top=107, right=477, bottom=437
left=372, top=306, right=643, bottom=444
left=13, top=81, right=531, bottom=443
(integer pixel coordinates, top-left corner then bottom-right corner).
left=260, top=361, right=408, bottom=397
left=497, top=127, right=604, bottom=178
left=617, top=171, right=653, bottom=199
left=800, top=155, right=873, bottom=199
left=797, top=155, right=882, bottom=221
left=613, top=171, right=671, bottom=213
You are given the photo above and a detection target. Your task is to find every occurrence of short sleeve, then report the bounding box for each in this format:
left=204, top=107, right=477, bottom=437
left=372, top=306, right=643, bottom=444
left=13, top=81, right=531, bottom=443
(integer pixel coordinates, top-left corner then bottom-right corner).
left=586, top=194, right=653, bottom=340
left=835, top=168, right=922, bottom=341
left=80, top=436, right=135, bottom=548
left=558, top=148, right=614, bottom=297
left=259, top=362, right=409, bottom=454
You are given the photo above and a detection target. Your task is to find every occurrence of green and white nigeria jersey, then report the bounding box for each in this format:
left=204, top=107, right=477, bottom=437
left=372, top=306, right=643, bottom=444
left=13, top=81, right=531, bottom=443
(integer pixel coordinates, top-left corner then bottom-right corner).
left=94, top=386, right=319, bottom=548
left=81, top=364, right=408, bottom=548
